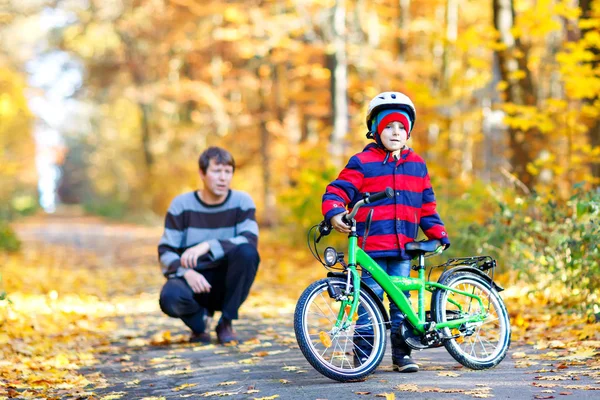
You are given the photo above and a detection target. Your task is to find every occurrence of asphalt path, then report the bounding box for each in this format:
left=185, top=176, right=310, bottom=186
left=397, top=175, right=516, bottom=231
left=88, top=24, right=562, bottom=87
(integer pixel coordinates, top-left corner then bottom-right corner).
left=15, top=217, right=600, bottom=399
left=85, top=313, right=600, bottom=400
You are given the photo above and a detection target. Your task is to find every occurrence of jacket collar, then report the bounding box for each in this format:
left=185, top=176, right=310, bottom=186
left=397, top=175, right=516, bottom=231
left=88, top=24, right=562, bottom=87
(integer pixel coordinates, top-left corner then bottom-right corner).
left=363, top=143, right=412, bottom=164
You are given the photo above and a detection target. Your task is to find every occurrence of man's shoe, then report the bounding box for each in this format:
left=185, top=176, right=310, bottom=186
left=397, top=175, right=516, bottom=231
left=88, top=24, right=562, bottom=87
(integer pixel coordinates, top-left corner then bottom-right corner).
left=189, top=331, right=211, bottom=344
left=393, top=355, right=419, bottom=373
left=215, top=320, right=238, bottom=344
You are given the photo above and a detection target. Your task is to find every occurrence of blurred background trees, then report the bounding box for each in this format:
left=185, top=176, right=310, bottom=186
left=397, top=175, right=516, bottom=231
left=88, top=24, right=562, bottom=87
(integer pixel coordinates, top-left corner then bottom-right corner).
left=0, top=0, right=598, bottom=310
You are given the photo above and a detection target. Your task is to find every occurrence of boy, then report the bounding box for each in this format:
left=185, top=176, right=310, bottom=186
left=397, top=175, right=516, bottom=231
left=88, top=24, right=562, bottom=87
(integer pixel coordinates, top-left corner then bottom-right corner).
left=322, top=91, right=450, bottom=372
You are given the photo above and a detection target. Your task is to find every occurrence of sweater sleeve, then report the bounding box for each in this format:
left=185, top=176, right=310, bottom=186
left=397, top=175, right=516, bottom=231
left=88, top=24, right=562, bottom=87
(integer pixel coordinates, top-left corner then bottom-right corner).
left=322, top=155, right=364, bottom=223
left=419, top=170, right=450, bottom=247
left=158, top=197, right=186, bottom=278
left=206, top=194, right=259, bottom=262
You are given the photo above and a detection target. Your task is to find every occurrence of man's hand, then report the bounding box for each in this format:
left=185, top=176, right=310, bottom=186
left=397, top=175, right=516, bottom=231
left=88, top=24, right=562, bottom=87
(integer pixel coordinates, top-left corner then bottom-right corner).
left=330, top=212, right=351, bottom=234
left=181, top=242, right=210, bottom=268
left=183, top=269, right=212, bottom=294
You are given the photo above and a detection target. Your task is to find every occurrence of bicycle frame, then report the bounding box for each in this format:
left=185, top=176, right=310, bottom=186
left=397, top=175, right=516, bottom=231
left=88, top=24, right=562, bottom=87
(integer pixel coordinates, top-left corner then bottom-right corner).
left=335, top=234, right=487, bottom=335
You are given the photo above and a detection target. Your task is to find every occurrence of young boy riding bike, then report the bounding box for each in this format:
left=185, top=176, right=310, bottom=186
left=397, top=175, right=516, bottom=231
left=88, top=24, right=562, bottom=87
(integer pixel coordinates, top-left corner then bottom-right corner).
left=322, top=91, right=450, bottom=373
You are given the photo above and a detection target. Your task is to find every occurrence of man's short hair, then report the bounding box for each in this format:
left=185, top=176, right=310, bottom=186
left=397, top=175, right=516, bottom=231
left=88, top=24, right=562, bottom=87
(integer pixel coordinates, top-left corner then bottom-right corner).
left=198, top=147, right=235, bottom=173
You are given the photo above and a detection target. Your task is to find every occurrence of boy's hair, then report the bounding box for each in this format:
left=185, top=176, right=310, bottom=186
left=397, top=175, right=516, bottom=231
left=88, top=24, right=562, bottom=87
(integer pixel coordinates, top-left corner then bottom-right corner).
left=198, top=147, right=235, bottom=173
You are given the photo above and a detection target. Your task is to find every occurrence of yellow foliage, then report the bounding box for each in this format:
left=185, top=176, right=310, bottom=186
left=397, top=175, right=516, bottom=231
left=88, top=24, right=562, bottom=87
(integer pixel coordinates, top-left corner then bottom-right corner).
left=0, top=66, right=36, bottom=207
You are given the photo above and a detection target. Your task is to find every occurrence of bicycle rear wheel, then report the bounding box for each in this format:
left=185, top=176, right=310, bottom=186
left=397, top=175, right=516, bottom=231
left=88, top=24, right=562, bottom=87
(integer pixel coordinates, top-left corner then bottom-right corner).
left=432, top=271, right=511, bottom=369
left=294, top=277, right=386, bottom=382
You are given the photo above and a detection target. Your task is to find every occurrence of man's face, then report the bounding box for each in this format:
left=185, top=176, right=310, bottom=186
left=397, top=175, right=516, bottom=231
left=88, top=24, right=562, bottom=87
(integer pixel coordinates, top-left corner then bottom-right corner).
left=379, top=121, right=408, bottom=153
left=200, top=159, right=234, bottom=198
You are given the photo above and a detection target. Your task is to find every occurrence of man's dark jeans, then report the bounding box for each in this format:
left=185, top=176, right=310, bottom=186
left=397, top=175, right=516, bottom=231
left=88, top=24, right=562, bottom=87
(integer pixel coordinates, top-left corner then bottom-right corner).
left=159, top=244, right=260, bottom=333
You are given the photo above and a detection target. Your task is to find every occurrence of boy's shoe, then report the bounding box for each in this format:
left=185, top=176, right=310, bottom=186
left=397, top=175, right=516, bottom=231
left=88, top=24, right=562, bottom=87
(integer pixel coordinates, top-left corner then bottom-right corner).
left=392, top=355, right=419, bottom=373
left=189, top=331, right=211, bottom=344
left=215, top=320, right=238, bottom=344
left=353, top=354, right=368, bottom=368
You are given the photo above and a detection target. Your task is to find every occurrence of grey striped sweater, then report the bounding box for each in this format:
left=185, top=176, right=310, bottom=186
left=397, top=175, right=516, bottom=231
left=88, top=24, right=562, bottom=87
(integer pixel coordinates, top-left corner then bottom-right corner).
left=158, top=190, right=259, bottom=277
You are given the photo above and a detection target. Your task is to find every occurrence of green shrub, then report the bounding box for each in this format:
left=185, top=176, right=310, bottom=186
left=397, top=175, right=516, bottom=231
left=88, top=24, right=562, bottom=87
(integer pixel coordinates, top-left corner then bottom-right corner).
left=0, top=273, right=8, bottom=304
left=83, top=198, right=128, bottom=219
left=277, top=148, right=342, bottom=246
left=11, top=194, right=38, bottom=216
left=0, top=222, right=21, bottom=252
left=459, top=184, right=600, bottom=312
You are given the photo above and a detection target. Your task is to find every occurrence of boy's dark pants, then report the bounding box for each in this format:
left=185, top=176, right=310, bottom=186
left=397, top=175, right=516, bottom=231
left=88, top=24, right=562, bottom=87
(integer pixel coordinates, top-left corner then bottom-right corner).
left=159, top=244, right=260, bottom=333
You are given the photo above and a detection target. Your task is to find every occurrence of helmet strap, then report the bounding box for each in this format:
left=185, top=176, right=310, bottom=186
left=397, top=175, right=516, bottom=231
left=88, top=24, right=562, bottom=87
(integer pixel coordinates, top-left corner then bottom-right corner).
left=365, top=130, right=374, bottom=139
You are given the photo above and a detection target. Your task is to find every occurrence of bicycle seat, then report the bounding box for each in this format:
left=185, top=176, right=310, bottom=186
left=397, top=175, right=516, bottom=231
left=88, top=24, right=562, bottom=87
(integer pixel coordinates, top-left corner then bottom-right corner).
left=405, top=239, right=442, bottom=253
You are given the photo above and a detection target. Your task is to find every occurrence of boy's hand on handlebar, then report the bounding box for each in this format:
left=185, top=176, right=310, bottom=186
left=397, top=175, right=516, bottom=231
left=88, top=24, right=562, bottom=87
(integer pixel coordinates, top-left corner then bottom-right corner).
left=330, top=212, right=351, bottom=234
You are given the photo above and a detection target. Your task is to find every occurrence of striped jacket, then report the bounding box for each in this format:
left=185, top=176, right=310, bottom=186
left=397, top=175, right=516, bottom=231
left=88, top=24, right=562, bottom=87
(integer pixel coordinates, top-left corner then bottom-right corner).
left=158, top=190, right=259, bottom=278
left=322, top=143, right=449, bottom=260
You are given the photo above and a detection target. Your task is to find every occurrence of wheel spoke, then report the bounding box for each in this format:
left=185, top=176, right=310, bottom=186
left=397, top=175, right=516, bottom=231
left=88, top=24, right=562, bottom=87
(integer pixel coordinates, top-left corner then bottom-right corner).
left=439, top=275, right=509, bottom=366
left=299, top=281, right=385, bottom=376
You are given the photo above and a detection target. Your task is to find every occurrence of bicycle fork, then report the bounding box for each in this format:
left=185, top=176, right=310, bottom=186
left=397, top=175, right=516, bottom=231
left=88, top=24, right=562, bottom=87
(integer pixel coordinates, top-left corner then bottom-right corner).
left=327, top=269, right=362, bottom=332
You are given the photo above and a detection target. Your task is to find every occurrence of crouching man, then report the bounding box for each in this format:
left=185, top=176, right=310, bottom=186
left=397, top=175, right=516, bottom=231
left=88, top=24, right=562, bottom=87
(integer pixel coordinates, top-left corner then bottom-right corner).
left=158, top=147, right=260, bottom=344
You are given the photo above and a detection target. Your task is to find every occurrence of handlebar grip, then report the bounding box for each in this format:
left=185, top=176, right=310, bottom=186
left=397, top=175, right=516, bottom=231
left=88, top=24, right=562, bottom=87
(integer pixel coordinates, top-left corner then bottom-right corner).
left=365, top=187, right=394, bottom=204
left=341, top=214, right=350, bottom=226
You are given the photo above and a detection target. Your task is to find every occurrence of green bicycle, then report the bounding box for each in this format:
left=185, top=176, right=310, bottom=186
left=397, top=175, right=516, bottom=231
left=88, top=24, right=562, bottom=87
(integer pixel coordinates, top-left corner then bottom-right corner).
left=294, top=188, right=511, bottom=382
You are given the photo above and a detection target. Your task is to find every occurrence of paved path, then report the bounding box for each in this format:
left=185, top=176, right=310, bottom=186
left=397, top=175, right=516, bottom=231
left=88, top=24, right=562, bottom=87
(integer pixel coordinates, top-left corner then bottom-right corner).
left=86, top=316, right=600, bottom=400
left=14, top=217, right=600, bottom=399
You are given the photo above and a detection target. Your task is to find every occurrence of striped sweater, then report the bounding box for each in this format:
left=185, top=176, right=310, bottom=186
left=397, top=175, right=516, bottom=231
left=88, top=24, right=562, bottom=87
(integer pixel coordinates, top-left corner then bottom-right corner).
left=322, top=143, right=449, bottom=260
left=158, top=190, right=259, bottom=277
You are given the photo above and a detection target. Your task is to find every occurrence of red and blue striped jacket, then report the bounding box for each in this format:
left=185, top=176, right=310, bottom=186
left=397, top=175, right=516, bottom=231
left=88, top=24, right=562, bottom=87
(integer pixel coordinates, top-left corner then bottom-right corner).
left=322, top=143, right=450, bottom=260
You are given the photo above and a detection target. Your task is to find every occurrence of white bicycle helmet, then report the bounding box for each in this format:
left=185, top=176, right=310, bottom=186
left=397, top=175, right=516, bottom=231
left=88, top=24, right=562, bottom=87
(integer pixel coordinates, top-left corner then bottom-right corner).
left=366, top=91, right=416, bottom=135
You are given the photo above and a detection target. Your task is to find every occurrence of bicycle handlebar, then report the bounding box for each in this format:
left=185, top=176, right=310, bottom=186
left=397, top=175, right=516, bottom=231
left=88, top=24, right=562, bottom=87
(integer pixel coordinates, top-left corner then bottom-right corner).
left=343, top=187, right=394, bottom=223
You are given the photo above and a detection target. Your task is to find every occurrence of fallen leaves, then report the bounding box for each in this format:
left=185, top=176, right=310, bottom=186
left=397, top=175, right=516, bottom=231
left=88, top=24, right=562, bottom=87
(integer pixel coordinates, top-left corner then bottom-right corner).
left=562, top=384, right=600, bottom=390
left=156, top=367, right=196, bottom=376
left=395, top=383, right=493, bottom=398
left=172, top=383, right=198, bottom=391
left=100, top=392, right=126, bottom=400
left=218, top=381, right=238, bottom=386
left=438, top=371, right=461, bottom=377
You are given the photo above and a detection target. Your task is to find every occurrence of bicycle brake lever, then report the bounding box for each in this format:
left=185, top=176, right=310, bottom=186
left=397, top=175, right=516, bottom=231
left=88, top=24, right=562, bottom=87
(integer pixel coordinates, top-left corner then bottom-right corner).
left=316, top=220, right=332, bottom=243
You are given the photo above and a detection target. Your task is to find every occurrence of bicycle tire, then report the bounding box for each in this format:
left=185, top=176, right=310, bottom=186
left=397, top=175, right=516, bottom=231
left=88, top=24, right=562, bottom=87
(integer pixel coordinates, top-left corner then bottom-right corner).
left=432, top=271, right=511, bottom=369
left=294, top=277, right=386, bottom=382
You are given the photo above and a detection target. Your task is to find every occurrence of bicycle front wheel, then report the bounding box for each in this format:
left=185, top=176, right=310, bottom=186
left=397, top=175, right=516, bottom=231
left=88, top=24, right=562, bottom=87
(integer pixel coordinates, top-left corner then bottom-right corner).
left=432, top=271, right=511, bottom=369
left=294, top=277, right=386, bottom=382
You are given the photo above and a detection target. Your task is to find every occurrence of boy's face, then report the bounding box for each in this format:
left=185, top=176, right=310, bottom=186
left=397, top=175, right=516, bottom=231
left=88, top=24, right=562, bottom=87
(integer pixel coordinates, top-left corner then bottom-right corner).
left=379, top=121, right=408, bottom=153
left=200, top=159, right=234, bottom=198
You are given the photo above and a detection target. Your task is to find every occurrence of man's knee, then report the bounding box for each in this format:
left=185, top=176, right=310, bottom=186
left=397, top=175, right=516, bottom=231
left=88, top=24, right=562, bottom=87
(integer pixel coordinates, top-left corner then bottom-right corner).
left=233, top=243, right=259, bottom=260
left=159, top=279, right=196, bottom=317
left=229, top=244, right=260, bottom=269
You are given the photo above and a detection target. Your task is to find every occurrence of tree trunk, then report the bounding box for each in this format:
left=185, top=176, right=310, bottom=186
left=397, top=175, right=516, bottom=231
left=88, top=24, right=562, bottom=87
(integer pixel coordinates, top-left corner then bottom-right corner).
left=257, top=63, right=277, bottom=228
left=441, top=0, right=457, bottom=92
left=397, top=0, right=410, bottom=61
left=328, top=0, right=349, bottom=167
left=179, top=59, right=194, bottom=123
left=493, top=0, right=538, bottom=189
left=119, top=31, right=154, bottom=171
left=139, top=102, right=153, bottom=168
left=580, top=0, right=600, bottom=183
